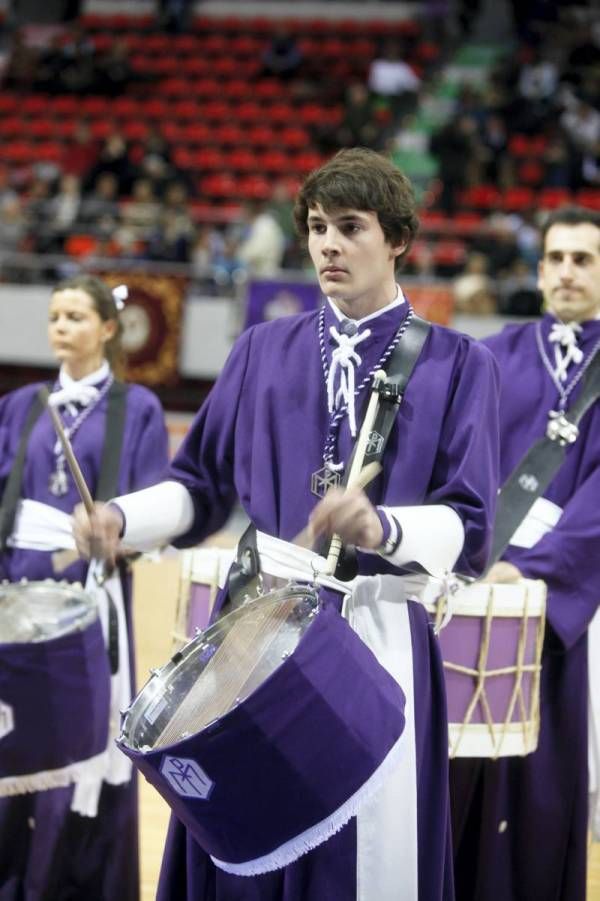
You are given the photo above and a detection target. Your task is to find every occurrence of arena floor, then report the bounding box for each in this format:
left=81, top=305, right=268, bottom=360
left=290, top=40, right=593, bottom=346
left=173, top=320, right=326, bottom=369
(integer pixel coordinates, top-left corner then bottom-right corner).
left=132, top=555, right=600, bottom=901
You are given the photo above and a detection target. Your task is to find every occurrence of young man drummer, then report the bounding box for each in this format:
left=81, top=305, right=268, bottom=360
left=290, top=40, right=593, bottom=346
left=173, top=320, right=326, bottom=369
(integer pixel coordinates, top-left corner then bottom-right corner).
left=74, top=148, right=500, bottom=901
left=450, top=206, right=600, bottom=901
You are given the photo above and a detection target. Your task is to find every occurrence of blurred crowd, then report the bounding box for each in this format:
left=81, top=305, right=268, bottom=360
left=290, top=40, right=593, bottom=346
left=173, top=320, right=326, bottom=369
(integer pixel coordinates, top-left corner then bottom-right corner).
left=0, top=1, right=598, bottom=314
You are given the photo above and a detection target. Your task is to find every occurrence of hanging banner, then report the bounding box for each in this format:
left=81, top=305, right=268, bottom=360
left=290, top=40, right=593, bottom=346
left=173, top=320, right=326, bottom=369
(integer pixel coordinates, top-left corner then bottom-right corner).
left=243, top=279, right=324, bottom=330
left=102, top=274, right=185, bottom=385
left=243, top=278, right=453, bottom=329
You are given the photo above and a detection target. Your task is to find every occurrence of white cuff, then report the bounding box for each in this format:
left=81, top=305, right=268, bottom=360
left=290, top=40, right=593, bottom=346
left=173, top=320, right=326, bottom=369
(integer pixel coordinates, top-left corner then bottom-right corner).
left=378, top=504, right=465, bottom=577
left=114, top=481, right=195, bottom=551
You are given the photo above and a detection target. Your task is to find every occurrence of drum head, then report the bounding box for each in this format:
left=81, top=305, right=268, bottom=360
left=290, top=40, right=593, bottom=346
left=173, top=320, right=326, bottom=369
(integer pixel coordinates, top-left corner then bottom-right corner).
left=122, top=583, right=320, bottom=752
left=0, top=581, right=98, bottom=643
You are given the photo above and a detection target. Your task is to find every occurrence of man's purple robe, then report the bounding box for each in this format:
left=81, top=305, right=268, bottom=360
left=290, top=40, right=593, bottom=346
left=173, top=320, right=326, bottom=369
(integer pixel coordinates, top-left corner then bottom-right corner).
left=157, top=300, right=500, bottom=901
left=450, top=313, right=600, bottom=901
left=0, top=379, right=169, bottom=901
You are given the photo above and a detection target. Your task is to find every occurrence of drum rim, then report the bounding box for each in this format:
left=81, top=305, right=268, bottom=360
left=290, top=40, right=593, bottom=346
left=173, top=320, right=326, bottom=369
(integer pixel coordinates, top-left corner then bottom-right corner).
left=120, top=581, right=321, bottom=751
left=0, top=580, right=100, bottom=642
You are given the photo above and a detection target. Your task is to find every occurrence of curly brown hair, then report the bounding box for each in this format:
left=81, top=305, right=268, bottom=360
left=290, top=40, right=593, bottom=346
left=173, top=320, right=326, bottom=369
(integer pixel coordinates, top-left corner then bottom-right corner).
left=293, top=148, right=419, bottom=271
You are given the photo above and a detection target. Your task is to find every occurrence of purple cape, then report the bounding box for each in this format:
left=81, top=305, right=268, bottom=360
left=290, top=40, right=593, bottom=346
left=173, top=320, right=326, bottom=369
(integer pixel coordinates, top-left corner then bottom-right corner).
left=159, top=300, right=500, bottom=900
left=451, top=313, right=600, bottom=901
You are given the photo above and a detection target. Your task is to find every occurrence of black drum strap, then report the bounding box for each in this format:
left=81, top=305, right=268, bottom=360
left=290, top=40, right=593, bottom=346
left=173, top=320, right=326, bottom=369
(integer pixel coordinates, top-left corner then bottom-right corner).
left=96, top=381, right=128, bottom=501
left=0, top=387, right=48, bottom=550
left=334, top=314, right=431, bottom=579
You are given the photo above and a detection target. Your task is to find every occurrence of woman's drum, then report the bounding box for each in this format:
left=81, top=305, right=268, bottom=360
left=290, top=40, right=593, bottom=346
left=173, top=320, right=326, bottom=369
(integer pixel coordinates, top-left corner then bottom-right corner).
left=429, top=578, right=546, bottom=759
left=173, top=546, right=234, bottom=647
left=119, top=534, right=407, bottom=876
left=0, top=580, right=111, bottom=795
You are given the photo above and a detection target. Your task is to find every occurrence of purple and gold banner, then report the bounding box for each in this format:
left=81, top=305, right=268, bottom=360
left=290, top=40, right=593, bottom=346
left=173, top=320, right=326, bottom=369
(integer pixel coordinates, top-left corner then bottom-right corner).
left=243, top=279, right=324, bottom=330
left=102, top=274, right=185, bottom=385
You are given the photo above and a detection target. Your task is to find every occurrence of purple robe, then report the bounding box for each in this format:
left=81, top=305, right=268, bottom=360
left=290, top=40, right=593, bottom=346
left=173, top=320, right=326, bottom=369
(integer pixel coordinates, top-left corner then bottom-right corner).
left=450, top=313, right=600, bottom=901
left=158, top=300, right=500, bottom=900
left=0, top=378, right=169, bottom=901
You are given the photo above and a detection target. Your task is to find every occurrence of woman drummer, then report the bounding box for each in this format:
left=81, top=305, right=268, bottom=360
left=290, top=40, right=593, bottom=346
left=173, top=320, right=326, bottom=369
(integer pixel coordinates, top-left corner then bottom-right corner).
left=0, top=274, right=169, bottom=901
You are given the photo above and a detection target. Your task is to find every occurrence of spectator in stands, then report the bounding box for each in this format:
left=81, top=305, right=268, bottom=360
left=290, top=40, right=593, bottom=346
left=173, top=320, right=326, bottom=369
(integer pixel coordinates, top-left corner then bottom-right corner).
left=478, top=213, right=522, bottom=277
left=479, top=113, right=510, bottom=184
left=261, top=26, right=303, bottom=81
left=146, top=183, right=195, bottom=264
left=94, top=38, right=135, bottom=97
left=368, top=39, right=421, bottom=122
left=61, top=121, right=99, bottom=181
left=46, top=174, right=82, bottom=250
left=452, top=251, right=497, bottom=315
left=157, top=0, right=193, bottom=34
left=0, top=195, right=26, bottom=256
left=332, top=82, right=380, bottom=151
left=497, top=256, right=542, bottom=316
left=23, top=177, right=55, bottom=252
left=430, top=114, right=482, bottom=214
left=235, top=199, right=286, bottom=277
left=85, top=131, right=135, bottom=197
left=78, top=171, right=120, bottom=231
left=119, top=177, right=160, bottom=244
left=3, top=28, right=38, bottom=91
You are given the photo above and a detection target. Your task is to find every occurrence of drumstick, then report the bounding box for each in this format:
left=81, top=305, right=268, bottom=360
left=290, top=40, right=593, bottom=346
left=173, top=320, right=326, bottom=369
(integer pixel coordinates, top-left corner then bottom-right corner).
left=41, top=387, right=95, bottom=515
left=292, top=460, right=382, bottom=550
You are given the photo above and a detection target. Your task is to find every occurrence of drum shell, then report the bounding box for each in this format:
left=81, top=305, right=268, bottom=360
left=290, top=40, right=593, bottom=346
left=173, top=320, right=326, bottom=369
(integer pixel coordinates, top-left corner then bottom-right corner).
left=0, top=617, right=111, bottom=784
left=119, top=604, right=406, bottom=870
left=433, top=579, right=546, bottom=758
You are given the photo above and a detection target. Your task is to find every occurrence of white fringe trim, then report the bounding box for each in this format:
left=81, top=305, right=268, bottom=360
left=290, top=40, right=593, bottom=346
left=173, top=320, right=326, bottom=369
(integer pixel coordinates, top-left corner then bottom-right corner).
left=210, top=729, right=407, bottom=876
left=0, top=750, right=109, bottom=799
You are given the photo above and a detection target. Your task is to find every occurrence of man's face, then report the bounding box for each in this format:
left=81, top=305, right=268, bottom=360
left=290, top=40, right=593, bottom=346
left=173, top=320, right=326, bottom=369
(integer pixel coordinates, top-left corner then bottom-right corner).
left=538, top=222, right=600, bottom=323
left=307, top=204, right=403, bottom=315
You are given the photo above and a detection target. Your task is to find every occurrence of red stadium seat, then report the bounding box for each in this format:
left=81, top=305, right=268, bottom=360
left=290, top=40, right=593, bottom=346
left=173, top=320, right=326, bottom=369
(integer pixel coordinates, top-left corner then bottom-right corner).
left=36, top=141, right=63, bottom=163
left=501, top=186, right=536, bottom=212
left=140, top=98, right=170, bottom=120
left=193, top=78, right=221, bottom=99
left=122, top=121, right=149, bottom=142
left=538, top=188, right=572, bottom=209
left=459, top=184, right=502, bottom=211
left=257, top=149, right=290, bottom=174
left=226, top=147, right=259, bottom=173
left=237, top=174, right=272, bottom=200
left=202, top=100, right=231, bottom=123
left=433, top=239, right=467, bottom=274
left=0, top=95, right=19, bottom=115
left=246, top=124, right=278, bottom=147
left=574, top=189, right=600, bottom=211
left=199, top=173, right=238, bottom=199
left=254, top=80, right=286, bottom=101
left=22, top=95, right=49, bottom=116
left=237, top=102, right=263, bottom=124
left=181, top=122, right=212, bottom=145
left=158, top=78, right=189, bottom=97
left=213, top=123, right=245, bottom=146
left=194, top=147, right=227, bottom=171
left=172, top=99, right=204, bottom=121
left=293, top=150, right=325, bottom=175
left=80, top=96, right=111, bottom=118
left=0, top=117, right=23, bottom=139
left=279, top=126, right=311, bottom=150
left=49, top=96, right=79, bottom=116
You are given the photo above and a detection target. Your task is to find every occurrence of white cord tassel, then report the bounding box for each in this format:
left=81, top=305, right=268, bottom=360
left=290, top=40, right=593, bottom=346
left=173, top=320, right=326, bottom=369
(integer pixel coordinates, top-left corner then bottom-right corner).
left=326, top=326, right=371, bottom=437
left=549, top=322, right=583, bottom=382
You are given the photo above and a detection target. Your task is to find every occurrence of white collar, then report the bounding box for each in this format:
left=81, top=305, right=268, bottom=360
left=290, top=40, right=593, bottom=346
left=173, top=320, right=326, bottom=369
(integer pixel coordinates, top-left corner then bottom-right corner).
left=327, top=284, right=406, bottom=327
left=58, top=360, right=110, bottom=390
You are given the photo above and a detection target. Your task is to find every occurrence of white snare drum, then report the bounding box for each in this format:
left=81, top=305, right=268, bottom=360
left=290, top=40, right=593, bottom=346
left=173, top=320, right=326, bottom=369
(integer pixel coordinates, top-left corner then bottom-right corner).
left=0, top=580, right=111, bottom=795
left=429, top=578, right=546, bottom=758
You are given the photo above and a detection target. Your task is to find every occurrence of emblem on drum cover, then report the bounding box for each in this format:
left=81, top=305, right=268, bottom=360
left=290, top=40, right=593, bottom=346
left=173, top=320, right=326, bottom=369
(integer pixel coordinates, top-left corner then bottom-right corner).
left=365, top=430, right=384, bottom=456
left=518, top=473, right=539, bottom=493
left=0, top=700, right=14, bottom=742
left=160, top=755, right=214, bottom=800
left=311, top=465, right=341, bottom=498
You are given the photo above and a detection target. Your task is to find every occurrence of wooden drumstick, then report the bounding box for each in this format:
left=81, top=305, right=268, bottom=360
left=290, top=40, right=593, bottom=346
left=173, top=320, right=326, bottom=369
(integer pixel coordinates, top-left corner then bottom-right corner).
left=41, top=387, right=95, bottom=514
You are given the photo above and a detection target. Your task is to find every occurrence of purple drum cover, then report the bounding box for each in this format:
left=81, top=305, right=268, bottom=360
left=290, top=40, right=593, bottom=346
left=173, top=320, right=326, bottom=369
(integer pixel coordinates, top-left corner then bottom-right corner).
left=187, top=583, right=214, bottom=635
left=120, top=605, right=406, bottom=871
left=0, top=618, right=111, bottom=781
left=439, top=614, right=539, bottom=724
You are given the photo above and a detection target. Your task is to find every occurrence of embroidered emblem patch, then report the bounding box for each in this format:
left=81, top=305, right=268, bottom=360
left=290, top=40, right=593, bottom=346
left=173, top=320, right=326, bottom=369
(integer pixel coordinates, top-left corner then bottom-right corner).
left=0, top=701, right=14, bottom=742
left=366, top=430, right=384, bottom=456
left=160, top=755, right=214, bottom=800
left=311, top=466, right=341, bottom=498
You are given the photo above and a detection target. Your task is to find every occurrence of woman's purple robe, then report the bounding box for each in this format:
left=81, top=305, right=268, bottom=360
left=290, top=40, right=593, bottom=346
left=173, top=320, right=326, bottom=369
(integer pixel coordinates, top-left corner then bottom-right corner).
left=0, top=378, right=169, bottom=901
left=157, top=300, right=500, bottom=901
left=450, top=313, right=600, bottom=901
